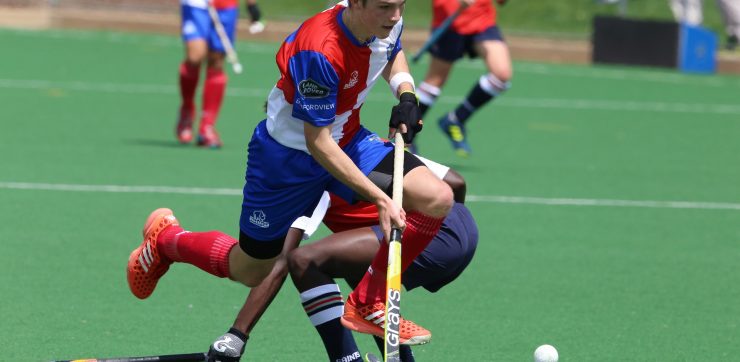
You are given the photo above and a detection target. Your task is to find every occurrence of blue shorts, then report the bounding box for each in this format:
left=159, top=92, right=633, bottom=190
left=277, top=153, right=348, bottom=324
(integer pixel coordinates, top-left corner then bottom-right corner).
left=371, top=203, right=479, bottom=292
left=428, top=25, right=504, bottom=62
left=180, top=5, right=238, bottom=53
left=240, top=120, right=392, bottom=255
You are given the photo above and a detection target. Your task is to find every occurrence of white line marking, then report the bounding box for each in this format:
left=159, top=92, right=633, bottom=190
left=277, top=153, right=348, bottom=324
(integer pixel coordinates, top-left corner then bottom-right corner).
left=2, top=182, right=739, bottom=211
left=2, top=78, right=740, bottom=115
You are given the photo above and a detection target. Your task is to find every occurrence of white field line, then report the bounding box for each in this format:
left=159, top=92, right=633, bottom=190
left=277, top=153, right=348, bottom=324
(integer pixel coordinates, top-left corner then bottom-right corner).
left=2, top=181, right=740, bottom=211
left=3, top=78, right=740, bottom=115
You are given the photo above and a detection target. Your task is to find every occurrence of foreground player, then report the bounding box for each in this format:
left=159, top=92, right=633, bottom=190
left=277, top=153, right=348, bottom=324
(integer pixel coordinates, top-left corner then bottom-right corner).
left=176, top=0, right=239, bottom=148
left=202, top=161, right=467, bottom=361
left=289, top=189, right=477, bottom=361
left=413, top=0, right=512, bottom=156
left=128, top=0, right=451, bottom=356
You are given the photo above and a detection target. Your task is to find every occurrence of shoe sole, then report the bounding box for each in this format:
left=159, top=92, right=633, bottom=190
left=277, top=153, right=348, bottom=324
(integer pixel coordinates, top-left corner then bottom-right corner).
left=341, top=315, right=431, bottom=346
left=127, top=208, right=178, bottom=299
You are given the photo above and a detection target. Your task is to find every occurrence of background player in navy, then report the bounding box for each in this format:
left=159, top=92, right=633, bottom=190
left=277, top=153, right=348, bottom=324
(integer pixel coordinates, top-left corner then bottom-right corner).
left=413, top=0, right=512, bottom=156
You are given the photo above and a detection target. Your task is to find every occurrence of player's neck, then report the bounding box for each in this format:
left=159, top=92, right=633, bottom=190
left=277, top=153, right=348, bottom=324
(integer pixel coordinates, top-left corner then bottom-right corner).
left=342, top=7, right=373, bottom=44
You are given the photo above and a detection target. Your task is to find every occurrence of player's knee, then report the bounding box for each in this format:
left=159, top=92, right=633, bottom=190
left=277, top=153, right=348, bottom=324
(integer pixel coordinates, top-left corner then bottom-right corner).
left=442, top=169, right=467, bottom=203
left=480, top=73, right=511, bottom=97
left=287, top=247, right=314, bottom=279
left=421, top=180, right=454, bottom=217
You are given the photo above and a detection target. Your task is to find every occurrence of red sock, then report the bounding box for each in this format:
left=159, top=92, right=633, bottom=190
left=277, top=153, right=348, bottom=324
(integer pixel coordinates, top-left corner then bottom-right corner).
left=179, top=62, right=200, bottom=111
left=158, top=226, right=236, bottom=278
left=349, top=212, right=445, bottom=305
left=200, top=67, right=227, bottom=132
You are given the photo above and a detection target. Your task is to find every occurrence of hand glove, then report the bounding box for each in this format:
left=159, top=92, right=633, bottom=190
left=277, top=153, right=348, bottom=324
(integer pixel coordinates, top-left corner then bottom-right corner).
left=388, top=91, right=423, bottom=144
left=207, top=328, right=248, bottom=362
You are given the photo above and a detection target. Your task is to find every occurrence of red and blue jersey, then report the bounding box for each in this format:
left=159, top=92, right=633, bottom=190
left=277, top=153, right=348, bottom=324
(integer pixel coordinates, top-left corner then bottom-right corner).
left=432, top=0, right=496, bottom=35
left=181, top=0, right=237, bottom=10
left=265, top=2, right=404, bottom=152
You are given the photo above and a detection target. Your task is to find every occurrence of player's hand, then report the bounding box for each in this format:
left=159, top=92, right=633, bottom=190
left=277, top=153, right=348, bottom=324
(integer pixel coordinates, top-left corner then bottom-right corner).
left=207, top=328, right=248, bottom=362
left=376, top=196, right=405, bottom=243
left=388, top=91, right=423, bottom=144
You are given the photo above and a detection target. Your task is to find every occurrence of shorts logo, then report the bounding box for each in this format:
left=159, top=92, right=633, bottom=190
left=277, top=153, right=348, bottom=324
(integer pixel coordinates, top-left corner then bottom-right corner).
left=343, top=71, right=359, bottom=89
left=298, top=78, right=330, bottom=98
left=249, top=210, right=270, bottom=228
left=182, top=21, right=197, bottom=36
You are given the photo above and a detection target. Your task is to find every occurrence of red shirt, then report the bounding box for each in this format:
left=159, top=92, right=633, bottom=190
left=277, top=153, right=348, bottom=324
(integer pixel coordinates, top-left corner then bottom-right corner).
left=213, top=0, right=237, bottom=9
left=432, top=0, right=496, bottom=35
left=323, top=194, right=380, bottom=233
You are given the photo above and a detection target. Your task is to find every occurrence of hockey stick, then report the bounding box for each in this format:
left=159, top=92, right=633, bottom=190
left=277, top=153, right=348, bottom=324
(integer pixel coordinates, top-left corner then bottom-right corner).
left=207, top=5, right=243, bottom=74
left=383, top=133, right=405, bottom=362
left=51, top=352, right=206, bottom=362
left=410, top=7, right=462, bottom=64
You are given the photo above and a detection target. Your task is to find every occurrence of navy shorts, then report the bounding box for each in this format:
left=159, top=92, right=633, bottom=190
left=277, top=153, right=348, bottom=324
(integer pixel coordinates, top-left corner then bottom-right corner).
left=240, top=120, right=392, bottom=258
left=428, top=25, right=504, bottom=62
left=181, top=4, right=238, bottom=53
left=372, top=203, right=479, bottom=292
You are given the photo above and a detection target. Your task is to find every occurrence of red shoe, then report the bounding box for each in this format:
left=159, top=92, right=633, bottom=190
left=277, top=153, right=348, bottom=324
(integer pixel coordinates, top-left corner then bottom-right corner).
left=341, top=298, right=431, bottom=345
left=176, top=107, right=194, bottom=144
left=197, top=125, right=222, bottom=148
left=127, top=208, right=179, bottom=299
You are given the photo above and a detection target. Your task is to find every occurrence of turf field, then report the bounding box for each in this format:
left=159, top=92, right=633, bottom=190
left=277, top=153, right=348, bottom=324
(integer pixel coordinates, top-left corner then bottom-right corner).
left=1, top=28, right=740, bottom=361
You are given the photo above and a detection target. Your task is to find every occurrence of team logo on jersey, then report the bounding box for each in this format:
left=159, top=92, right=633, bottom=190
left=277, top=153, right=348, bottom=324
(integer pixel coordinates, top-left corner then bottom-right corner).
left=386, top=42, right=396, bottom=60
left=343, top=71, right=359, bottom=90
left=298, top=79, right=330, bottom=98
left=249, top=210, right=270, bottom=228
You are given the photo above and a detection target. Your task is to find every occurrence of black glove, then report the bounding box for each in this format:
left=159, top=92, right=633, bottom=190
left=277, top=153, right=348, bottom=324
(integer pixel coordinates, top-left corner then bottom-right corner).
left=388, top=91, right=423, bottom=144
left=207, top=328, right=248, bottom=362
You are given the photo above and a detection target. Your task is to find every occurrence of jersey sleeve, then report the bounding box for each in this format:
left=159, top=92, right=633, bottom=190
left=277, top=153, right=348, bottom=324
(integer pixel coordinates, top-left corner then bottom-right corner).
left=288, top=51, right=340, bottom=127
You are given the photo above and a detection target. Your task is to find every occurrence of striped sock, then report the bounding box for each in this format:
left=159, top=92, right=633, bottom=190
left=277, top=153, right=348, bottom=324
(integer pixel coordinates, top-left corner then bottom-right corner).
left=300, top=284, right=362, bottom=362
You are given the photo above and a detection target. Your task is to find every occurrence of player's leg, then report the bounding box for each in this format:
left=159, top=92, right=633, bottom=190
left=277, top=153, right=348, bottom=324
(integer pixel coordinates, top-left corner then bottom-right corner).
left=411, top=30, right=463, bottom=153
left=288, top=228, right=378, bottom=362
left=716, top=0, right=740, bottom=50
left=339, top=148, right=453, bottom=345
left=198, top=6, right=238, bottom=148
left=439, top=27, right=511, bottom=156
left=177, top=5, right=210, bottom=144
left=246, top=0, right=265, bottom=34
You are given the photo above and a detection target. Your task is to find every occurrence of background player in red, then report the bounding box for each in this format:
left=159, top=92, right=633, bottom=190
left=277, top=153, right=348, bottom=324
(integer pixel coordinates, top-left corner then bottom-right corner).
left=413, top=0, right=512, bottom=157
left=176, top=0, right=239, bottom=148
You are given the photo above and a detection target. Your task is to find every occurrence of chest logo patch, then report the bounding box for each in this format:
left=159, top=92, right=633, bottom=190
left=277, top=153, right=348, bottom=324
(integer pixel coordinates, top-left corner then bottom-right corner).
left=344, top=71, right=359, bottom=90
left=298, top=78, right=330, bottom=98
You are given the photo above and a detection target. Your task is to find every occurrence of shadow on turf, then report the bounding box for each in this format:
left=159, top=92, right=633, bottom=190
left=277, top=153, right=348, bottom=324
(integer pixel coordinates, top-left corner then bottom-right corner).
left=124, top=138, right=194, bottom=149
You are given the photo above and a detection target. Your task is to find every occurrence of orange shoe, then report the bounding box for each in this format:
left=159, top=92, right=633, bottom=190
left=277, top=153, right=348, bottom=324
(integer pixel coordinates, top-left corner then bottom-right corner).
left=176, top=107, right=194, bottom=144
left=341, top=299, right=431, bottom=346
left=127, top=208, right=179, bottom=299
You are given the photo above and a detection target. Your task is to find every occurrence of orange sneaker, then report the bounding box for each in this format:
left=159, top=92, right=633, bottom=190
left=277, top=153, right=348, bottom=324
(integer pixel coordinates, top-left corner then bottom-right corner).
left=341, top=298, right=431, bottom=346
left=176, top=107, right=194, bottom=144
left=127, top=208, right=179, bottom=299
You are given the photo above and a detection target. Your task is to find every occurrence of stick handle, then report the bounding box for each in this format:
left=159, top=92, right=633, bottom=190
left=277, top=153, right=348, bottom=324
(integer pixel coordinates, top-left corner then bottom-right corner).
left=392, top=133, right=404, bottom=208
left=411, top=8, right=462, bottom=63
left=207, top=5, right=243, bottom=74
left=52, top=352, right=207, bottom=362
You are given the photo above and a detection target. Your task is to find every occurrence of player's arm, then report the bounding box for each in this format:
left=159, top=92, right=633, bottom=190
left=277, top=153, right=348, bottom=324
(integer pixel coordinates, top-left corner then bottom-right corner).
left=304, top=123, right=404, bottom=241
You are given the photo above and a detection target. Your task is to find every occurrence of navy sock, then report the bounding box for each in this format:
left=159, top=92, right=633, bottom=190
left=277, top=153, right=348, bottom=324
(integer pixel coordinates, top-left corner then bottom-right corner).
left=301, top=284, right=361, bottom=362
left=453, top=82, right=493, bottom=124
left=372, top=336, right=415, bottom=362
left=247, top=4, right=261, bottom=22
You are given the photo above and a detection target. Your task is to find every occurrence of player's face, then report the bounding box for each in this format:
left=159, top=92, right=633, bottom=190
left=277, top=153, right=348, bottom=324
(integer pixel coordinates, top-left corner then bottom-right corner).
left=357, top=0, right=404, bottom=39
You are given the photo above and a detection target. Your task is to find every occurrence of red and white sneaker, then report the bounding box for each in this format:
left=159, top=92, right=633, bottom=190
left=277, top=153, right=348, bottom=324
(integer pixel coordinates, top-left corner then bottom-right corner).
left=127, top=208, right=179, bottom=299
left=176, top=107, right=194, bottom=144
left=341, top=298, right=431, bottom=345
left=197, top=125, right=222, bottom=149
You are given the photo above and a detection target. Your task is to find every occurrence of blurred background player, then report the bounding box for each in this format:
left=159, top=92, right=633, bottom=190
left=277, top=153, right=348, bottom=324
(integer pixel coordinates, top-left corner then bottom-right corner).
left=176, top=0, right=239, bottom=148
left=413, top=0, right=512, bottom=157
left=246, top=0, right=265, bottom=34
left=669, top=0, right=740, bottom=50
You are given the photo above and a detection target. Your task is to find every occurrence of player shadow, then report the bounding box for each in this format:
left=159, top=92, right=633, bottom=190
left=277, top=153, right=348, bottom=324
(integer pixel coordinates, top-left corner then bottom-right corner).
left=123, top=138, right=190, bottom=149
